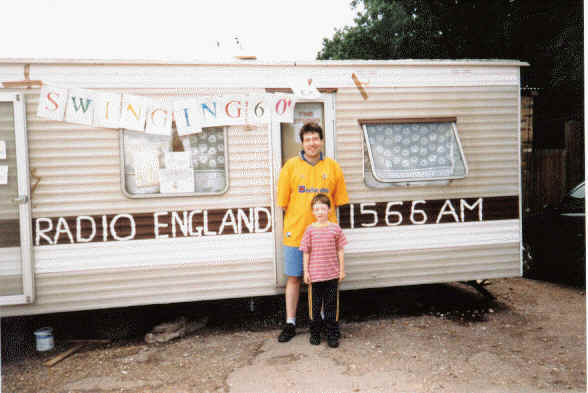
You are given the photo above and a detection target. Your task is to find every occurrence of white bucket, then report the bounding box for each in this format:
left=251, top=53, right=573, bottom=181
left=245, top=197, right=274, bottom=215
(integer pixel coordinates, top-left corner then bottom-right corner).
left=34, top=327, right=54, bottom=352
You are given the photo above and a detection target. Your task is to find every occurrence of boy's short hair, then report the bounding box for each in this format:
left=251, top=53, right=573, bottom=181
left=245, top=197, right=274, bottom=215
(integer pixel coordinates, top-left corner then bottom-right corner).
left=311, top=193, right=331, bottom=209
left=299, top=122, right=323, bottom=142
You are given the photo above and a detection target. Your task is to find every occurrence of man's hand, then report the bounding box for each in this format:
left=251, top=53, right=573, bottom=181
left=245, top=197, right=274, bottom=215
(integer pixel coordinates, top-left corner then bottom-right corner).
left=339, top=270, right=346, bottom=282
left=304, top=271, right=310, bottom=284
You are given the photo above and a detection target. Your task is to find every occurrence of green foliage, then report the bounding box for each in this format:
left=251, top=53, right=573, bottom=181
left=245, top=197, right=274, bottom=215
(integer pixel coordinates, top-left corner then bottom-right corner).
left=318, top=0, right=583, bottom=121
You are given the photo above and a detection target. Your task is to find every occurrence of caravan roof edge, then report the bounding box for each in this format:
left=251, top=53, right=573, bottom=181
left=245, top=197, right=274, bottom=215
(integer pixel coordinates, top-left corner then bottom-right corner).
left=0, top=58, right=529, bottom=67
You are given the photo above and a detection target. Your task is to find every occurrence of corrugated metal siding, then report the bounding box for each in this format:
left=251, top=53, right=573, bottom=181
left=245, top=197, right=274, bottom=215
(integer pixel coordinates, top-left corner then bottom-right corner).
left=0, top=62, right=523, bottom=315
left=1, top=259, right=276, bottom=316
left=23, top=88, right=272, bottom=217
left=344, top=243, right=519, bottom=289
left=1, top=86, right=277, bottom=315
left=335, top=85, right=520, bottom=200
left=334, top=84, right=521, bottom=291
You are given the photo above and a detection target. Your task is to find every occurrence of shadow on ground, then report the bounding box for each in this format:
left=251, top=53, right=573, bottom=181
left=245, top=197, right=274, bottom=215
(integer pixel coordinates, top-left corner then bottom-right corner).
left=0, top=281, right=514, bottom=363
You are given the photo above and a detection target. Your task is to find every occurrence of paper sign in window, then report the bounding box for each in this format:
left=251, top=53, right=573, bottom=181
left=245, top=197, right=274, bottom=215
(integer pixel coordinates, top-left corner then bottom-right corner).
left=0, top=141, right=5, bottom=160
left=132, top=151, right=160, bottom=187
left=164, top=152, right=191, bottom=169
left=159, top=168, right=195, bottom=193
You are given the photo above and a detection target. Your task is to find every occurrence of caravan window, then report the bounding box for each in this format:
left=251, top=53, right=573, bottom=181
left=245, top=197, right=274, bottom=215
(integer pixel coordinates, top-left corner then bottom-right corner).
left=360, top=119, right=468, bottom=187
left=121, top=127, right=228, bottom=197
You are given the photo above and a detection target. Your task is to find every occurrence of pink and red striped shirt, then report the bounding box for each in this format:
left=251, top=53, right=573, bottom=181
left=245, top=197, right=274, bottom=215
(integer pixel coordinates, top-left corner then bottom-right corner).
left=299, top=223, right=348, bottom=283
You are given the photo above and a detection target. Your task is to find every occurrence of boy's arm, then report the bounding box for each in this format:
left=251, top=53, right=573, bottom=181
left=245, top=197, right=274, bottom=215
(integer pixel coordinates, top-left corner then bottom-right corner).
left=303, top=252, right=310, bottom=284
left=337, top=248, right=345, bottom=281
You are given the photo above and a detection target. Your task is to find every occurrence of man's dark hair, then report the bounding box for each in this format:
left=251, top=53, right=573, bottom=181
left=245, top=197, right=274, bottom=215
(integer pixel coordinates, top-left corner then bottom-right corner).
left=299, top=122, right=323, bottom=142
left=311, top=193, right=331, bottom=209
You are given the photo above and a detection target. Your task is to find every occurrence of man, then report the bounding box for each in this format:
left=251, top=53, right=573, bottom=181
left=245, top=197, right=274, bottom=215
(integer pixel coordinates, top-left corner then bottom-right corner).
left=277, top=122, right=349, bottom=342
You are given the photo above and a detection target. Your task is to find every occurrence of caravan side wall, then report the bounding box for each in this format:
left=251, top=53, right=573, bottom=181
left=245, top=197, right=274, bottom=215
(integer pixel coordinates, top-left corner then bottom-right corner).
left=0, top=60, right=522, bottom=316
left=336, top=83, right=521, bottom=289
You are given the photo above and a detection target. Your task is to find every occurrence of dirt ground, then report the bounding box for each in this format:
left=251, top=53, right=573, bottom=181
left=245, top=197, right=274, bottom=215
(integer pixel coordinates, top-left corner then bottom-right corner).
left=1, top=277, right=586, bottom=393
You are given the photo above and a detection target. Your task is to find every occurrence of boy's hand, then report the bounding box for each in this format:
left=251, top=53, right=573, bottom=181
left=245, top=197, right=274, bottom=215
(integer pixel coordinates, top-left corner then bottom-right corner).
left=339, top=270, right=346, bottom=281
left=304, top=271, right=310, bottom=284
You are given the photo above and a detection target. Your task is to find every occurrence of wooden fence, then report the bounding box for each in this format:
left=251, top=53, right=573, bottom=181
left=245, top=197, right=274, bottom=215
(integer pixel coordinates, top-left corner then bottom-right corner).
left=522, top=120, right=584, bottom=215
left=522, top=149, right=567, bottom=214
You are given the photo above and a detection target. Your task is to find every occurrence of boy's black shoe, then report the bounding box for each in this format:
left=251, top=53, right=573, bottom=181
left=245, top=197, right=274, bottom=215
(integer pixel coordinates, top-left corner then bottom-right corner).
left=321, top=320, right=341, bottom=339
left=309, top=332, right=321, bottom=345
left=278, top=323, right=296, bottom=342
left=327, top=336, right=339, bottom=348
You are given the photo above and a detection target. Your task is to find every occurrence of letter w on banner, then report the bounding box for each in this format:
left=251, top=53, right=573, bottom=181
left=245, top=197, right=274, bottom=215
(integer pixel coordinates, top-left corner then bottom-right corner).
left=271, top=93, right=296, bottom=123
left=65, top=88, right=96, bottom=125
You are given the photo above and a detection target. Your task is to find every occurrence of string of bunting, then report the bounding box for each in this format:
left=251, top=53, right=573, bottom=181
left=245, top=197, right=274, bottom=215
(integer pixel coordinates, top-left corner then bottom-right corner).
left=35, top=82, right=322, bottom=136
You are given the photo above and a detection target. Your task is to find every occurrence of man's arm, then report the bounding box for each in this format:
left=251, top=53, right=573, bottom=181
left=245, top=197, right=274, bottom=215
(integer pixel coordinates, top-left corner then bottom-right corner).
left=277, top=161, right=292, bottom=209
left=332, top=161, right=349, bottom=207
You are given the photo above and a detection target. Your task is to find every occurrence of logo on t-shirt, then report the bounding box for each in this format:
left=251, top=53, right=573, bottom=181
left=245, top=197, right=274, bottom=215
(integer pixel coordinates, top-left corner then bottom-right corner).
left=298, top=185, right=329, bottom=194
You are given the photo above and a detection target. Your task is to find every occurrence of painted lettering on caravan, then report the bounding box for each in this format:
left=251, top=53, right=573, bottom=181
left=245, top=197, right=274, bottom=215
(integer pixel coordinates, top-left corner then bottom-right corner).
left=36, top=213, right=138, bottom=246
left=34, top=207, right=272, bottom=246
left=344, top=198, right=485, bottom=229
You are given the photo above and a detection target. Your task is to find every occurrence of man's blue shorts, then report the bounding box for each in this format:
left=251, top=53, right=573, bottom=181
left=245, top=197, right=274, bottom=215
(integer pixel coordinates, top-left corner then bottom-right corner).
left=284, top=246, right=303, bottom=277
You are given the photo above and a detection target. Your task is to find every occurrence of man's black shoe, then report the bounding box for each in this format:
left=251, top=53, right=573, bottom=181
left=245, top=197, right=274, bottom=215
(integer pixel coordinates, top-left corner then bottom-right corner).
left=309, top=332, right=321, bottom=345
left=278, top=323, right=296, bottom=342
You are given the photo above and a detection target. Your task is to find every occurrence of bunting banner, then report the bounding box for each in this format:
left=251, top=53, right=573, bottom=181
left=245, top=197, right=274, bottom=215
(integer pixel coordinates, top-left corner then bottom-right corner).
left=37, top=86, right=297, bottom=134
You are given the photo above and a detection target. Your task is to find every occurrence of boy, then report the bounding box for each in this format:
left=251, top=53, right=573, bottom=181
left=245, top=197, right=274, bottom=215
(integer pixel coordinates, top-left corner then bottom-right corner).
left=299, top=193, right=347, bottom=348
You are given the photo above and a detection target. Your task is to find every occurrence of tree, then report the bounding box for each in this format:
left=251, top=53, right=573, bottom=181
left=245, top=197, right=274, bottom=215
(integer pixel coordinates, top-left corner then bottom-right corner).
left=319, top=0, right=583, bottom=135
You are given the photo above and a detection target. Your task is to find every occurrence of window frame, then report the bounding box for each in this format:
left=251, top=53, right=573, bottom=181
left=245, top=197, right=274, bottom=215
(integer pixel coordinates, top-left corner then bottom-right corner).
left=0, top=92, right=35, bottom=306
left=119, top=126, right=230, bottom=199
left=359, top=117, right=468, bottom=185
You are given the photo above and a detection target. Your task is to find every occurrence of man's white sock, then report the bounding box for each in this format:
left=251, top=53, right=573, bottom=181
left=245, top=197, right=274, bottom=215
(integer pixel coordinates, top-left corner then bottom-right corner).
left=286, top=317, right=296, bottom=326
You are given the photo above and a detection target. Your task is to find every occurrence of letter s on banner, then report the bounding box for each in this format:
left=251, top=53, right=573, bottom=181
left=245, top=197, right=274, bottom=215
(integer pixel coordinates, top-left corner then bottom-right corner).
left=37, top=85, right=68, bottom=121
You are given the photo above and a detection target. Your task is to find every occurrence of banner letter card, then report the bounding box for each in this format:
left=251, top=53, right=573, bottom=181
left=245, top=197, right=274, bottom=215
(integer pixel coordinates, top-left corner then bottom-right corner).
left=120, top=94, right=149, bottom=131
left=65, top=88, right=96, bottom=126
left=146, top=100, right=173, bottom=136
left=220, top=95, right=245, bottom=126
left=173, top=99, right=202, bottom=136
left=200, top=96, right=225, bottom=127
left=246, top=94, right=270, bottom=124
left=94, top=92, right=122, bottom=129
left=272, top=93, right=296, bottom=123
left=37, top=85, right=68, bottom=121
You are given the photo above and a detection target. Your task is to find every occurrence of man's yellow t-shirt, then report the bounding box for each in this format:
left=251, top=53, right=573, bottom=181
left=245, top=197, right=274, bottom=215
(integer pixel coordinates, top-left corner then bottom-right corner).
left=277, top=153, right=349, bottom=247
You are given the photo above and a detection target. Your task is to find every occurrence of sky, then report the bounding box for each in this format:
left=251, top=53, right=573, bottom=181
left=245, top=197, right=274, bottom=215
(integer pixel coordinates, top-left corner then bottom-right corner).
left=1, top=0, right=359, bottom=61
